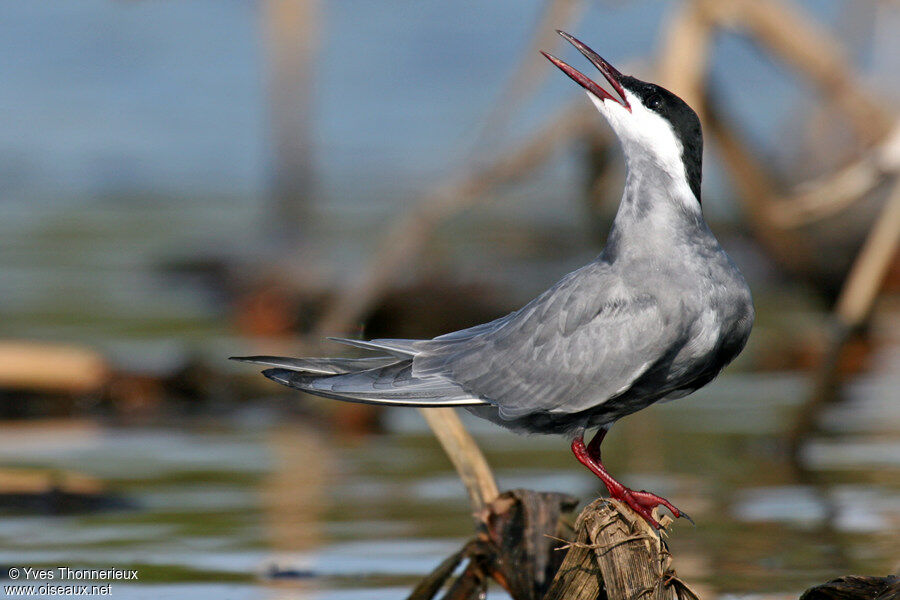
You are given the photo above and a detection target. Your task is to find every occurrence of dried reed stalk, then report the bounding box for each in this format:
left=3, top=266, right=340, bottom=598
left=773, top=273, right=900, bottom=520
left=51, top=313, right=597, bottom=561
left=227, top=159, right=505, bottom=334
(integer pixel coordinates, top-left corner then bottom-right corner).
left=544, top=498, right=700, bottom=600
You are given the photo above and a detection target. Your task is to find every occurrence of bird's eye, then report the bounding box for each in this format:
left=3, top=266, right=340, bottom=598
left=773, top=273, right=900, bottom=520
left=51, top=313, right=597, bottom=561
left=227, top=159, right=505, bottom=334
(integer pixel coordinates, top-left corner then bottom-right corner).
left=646, top=94, right=662, bottom=109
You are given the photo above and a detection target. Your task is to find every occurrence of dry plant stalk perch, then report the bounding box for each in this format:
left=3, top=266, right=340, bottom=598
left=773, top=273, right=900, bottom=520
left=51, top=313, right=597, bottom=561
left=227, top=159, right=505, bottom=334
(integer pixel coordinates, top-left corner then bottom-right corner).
left=544, top=498, right=700, bottom=600
left=406, top=412, right=703, bottom=600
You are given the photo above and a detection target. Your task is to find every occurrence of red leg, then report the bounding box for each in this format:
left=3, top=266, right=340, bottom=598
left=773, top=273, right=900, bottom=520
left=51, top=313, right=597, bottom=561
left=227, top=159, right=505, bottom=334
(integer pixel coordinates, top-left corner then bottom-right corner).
left=586, top=427, right=607, bottom=461
left=572, top=430, right=691, bottom=530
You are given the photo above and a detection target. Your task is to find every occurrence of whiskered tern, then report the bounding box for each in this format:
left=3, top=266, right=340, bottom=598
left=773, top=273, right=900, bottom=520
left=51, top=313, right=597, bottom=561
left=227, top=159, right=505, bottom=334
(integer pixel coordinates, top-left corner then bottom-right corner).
left=234, top=31, right=754, bottom=529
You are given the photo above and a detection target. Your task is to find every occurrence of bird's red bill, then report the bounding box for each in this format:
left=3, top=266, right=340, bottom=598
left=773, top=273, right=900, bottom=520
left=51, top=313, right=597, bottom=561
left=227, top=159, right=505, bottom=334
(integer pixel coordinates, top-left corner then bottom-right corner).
left=542, top=30, right=631, bottom=112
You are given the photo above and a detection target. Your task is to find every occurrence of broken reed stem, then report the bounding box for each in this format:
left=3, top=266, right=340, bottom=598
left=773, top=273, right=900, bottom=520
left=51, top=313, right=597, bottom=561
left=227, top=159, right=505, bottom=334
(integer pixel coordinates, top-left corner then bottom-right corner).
left=417, top=407, right=500, bottom=514
left=702, top=0, right=891, bottom=145
left=544, top=498, right=700, bottom=600
left=791, top=178, right=900, bottom=457
left=832, top=179, right=900, bottom=328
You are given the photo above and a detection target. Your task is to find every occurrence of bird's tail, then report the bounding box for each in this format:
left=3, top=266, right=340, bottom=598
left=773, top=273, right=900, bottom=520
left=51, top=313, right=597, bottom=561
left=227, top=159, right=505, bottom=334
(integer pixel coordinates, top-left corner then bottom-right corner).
left=231, top=339, right=487, bottom=408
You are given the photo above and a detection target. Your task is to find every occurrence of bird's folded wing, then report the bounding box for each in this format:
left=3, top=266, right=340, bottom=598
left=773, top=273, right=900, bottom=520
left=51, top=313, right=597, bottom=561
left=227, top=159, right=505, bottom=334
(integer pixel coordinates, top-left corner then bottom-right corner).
left=263, top=360, right=487, bottom=407
left=413, top=262, right=682, bottom=419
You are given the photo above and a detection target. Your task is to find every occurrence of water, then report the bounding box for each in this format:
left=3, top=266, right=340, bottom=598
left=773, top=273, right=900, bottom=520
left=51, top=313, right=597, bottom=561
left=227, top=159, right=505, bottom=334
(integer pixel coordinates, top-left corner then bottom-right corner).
left=0, top=347, right=897, bottom=598
left=0, top=2, right=898, bottom=598
left=1, top=0, right=887, bottom=346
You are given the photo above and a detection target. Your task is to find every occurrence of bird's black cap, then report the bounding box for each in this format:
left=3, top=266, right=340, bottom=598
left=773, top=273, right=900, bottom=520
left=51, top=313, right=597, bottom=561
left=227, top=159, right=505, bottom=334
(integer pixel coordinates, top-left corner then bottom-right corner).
left=619, top=77, right=703, bottom=202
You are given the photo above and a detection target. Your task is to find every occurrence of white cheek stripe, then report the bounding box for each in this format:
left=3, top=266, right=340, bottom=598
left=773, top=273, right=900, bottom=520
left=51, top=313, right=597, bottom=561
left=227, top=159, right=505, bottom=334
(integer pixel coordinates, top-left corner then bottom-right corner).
left=589, top=90, right=699, bottom=212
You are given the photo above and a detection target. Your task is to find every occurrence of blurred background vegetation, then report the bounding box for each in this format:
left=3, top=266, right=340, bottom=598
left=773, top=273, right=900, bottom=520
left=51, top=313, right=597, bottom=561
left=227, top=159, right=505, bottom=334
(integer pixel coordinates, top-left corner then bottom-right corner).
left=0, top=1, right=897, bottom=598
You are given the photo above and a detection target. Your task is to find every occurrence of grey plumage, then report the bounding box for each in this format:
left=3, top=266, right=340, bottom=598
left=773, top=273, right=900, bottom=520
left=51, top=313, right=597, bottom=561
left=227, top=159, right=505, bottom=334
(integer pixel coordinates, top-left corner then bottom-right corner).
left=233, top=32, right=754, bottom=440
left=236, top=181, right=752, bottom=434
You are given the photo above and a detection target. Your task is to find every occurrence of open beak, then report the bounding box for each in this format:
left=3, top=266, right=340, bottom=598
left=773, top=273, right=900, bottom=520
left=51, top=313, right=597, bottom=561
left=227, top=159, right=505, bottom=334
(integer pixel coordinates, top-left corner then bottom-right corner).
left=542, top=30, right=631, bottom=112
